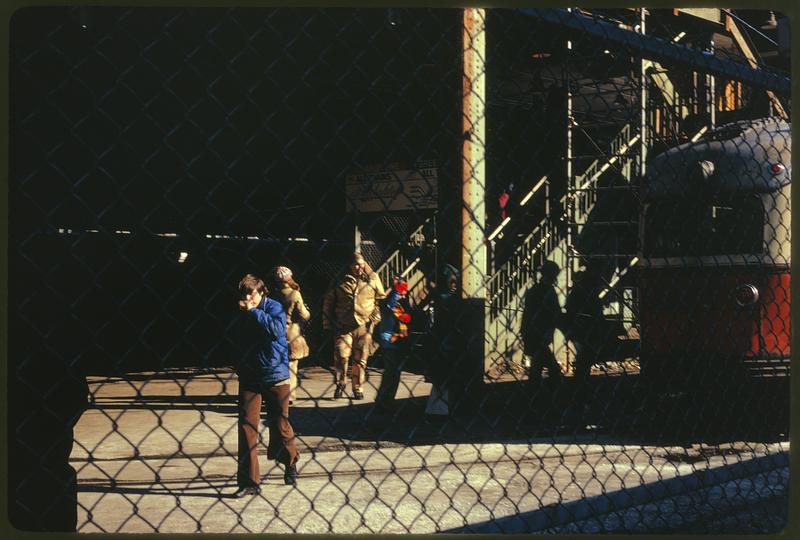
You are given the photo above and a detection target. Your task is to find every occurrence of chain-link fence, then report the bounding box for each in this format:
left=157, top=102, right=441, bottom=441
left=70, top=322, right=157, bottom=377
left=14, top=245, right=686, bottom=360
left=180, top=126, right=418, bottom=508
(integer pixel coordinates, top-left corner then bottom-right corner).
left=8, top=6, right=790, bottom=534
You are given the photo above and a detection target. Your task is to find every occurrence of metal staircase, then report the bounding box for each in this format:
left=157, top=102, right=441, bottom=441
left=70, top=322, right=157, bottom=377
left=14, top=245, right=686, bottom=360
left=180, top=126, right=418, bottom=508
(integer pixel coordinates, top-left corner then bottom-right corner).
left=482, top=7, right=777, bottom=379
left=375, top=215, right=436, bottom=308
left=566, top=123, right=640, bottom=238
left=483, top=12, right=730, bottom=378
left=484, top=120, right=642, bottom=378
left=488, top=120, right=640, bottom=317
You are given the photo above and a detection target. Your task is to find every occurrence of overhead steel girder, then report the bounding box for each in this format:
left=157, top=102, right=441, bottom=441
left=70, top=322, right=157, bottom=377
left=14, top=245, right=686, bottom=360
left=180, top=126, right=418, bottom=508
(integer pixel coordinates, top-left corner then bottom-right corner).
left=517, top=8, right=790, bottom=96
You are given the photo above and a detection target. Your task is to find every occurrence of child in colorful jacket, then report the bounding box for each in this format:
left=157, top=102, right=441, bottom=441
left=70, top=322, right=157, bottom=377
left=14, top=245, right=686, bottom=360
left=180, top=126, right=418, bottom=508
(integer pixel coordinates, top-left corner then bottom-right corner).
left=374, top=276, right=412, bottom=411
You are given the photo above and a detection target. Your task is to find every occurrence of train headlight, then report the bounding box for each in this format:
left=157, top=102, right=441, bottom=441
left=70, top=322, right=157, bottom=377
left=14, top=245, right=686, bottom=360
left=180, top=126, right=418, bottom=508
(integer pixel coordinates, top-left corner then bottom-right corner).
left=734, top=284, right=759, bottom=307
left=769, top=163, right=786, bottom=175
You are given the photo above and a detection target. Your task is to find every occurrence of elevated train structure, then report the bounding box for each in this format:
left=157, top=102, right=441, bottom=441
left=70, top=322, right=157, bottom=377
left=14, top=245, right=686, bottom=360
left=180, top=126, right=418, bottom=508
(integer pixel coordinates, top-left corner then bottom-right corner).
left=483, top=8, right=791, bottom=383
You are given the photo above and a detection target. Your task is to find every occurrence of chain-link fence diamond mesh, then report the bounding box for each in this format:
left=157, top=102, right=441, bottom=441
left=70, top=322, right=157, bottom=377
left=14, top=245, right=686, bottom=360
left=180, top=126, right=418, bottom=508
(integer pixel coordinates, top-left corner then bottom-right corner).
left=8, top=6, right=790, bottom=534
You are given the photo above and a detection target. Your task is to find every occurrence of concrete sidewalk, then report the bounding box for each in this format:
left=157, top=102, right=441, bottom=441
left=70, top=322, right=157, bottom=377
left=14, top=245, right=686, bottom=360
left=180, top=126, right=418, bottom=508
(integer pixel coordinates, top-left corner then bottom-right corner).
left=75, top=365, right=443, bottom=463
left=74, top=362, right=659, bottom=463
left=71, top=366, right=790, bottom=533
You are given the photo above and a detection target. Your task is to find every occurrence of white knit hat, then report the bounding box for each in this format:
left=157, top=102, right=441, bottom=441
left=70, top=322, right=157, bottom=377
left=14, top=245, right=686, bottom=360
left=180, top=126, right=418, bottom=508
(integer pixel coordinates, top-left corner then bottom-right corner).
left=275, top=266, right=293, bottom=282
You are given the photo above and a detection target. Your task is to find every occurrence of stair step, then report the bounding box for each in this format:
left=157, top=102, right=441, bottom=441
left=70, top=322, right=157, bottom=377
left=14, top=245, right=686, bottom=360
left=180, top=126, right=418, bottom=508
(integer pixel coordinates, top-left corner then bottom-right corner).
left=568, top=185, right=639, bottom=192
left=568, top=251, right=639, bottom=258
left=569, top=221, right=637, bottom=226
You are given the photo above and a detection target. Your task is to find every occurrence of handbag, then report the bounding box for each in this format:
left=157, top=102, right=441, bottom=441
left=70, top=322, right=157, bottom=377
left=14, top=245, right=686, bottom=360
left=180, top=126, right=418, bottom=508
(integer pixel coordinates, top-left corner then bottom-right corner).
left=287, top=322, right=310, bottom=360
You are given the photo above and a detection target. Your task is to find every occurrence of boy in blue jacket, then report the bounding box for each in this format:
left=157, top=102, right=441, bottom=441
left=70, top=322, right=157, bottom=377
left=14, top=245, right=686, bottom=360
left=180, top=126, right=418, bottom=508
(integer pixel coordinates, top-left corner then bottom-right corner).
left=232, top=274, right=299, bottom=497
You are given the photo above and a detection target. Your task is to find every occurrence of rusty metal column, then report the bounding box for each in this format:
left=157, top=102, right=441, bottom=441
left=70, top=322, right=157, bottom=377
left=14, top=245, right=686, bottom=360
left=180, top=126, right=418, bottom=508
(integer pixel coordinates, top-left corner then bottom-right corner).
left=461, top=7, right=487, bottom=299
left=458, top=7, right=488, bottom=399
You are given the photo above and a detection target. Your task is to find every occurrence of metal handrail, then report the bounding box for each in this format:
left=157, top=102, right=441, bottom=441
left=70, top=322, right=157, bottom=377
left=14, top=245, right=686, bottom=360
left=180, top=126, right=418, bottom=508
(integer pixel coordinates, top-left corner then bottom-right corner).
left=571, top=124, right=640, bottom=224
left=487, top=219, right=557, bottom=319
left=488, top=122, right=639, bottom=320
left=375, top=215, right=435, bottom=295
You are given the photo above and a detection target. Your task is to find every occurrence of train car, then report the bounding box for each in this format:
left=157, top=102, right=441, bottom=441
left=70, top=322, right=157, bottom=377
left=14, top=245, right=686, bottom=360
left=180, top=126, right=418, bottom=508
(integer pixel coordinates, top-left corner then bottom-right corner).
left=638, top=117, right=790, bottom=383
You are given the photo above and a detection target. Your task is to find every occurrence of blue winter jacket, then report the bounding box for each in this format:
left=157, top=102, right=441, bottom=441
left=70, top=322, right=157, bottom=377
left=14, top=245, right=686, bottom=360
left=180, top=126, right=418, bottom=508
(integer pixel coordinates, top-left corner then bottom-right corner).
left=377, top=290, right=405, bottom=350
left=234, top=296, right=289, bottom=387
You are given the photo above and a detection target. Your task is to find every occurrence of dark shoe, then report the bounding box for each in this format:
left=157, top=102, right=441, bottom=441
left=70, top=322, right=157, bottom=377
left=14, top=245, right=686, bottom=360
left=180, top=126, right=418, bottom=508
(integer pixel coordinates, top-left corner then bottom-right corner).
left=333, top=384, right=346, bottom=399
left=284, top=464, right=298, bottom=486
left=353, top=389, right=365, bottom=400
left=231, top=486, right=260, bottom=498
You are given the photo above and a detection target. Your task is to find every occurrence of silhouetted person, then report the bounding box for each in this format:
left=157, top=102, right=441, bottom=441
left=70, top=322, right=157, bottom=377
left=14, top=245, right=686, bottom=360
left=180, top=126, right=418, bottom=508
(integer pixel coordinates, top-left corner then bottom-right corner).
left=521, top=261, right=564, bottom=384
left=423, top=264, right=461, bottom=417
left=564, top=261, right=606, bottom=381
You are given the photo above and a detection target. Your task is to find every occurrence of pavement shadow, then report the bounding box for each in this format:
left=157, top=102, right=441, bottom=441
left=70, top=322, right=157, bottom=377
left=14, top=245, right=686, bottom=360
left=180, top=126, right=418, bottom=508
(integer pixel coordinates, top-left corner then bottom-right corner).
left=77, top=481, right=238, bottom=499
left=85, top=369, right=789, bottom=450
left=89, top=394, right=239, bottom=414
left=445, top=452, right=789, bottom=534
left=287, top=375, right=789, bottom=449
left=88, top=369, right=235, bottom=382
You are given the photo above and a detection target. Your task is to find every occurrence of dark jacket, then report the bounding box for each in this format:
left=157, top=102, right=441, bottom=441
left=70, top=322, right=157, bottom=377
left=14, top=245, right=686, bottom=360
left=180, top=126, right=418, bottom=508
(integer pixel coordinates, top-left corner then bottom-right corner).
left=521, top=281, right=561, bottom=352
left=564, top=271, right=601, bottom=337
left=425, top=288, right=460, bottom=386
left=233, top=297, right=289, bottom=387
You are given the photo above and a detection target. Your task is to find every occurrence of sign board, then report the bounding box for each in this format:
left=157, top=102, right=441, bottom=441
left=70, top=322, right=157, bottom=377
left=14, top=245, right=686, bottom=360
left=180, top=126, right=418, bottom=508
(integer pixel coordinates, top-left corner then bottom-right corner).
left=345, top=159, right=438, bottom=212
left=676, top=8, right=723, bottom=25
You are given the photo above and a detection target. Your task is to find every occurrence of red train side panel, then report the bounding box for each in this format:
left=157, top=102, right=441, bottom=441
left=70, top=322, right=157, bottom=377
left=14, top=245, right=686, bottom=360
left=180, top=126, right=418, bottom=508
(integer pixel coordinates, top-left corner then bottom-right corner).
left=640, top=267, right=789, bottom=376
left=753, top=271, right=790, bottom=357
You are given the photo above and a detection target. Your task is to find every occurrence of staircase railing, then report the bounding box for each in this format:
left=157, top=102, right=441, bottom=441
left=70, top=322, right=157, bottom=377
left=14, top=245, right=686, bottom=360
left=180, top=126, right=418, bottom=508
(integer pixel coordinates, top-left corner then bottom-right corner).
left=570, top=124, right=640, bottom=225
left=487, top=217, right=558, bottom=319
left=375, top=215, right=435, bottom=306
left=487, top=122, right=640, bottom=321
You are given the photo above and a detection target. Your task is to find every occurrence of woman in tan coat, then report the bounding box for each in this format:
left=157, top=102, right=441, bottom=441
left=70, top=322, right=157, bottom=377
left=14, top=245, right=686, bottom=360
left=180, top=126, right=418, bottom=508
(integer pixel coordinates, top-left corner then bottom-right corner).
left=271, top=266, right=311, bottom=403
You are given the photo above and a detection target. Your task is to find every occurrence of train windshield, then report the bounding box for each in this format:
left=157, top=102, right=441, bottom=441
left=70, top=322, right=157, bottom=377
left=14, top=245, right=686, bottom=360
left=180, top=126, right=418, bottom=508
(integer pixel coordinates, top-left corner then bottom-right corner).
left=644, top=194, right=764, bottom=257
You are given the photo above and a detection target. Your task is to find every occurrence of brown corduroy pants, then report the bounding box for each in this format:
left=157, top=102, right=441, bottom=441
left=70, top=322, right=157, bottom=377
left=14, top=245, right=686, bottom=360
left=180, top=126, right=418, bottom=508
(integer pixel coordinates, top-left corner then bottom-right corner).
left=237, top=382, right=299, bottom=488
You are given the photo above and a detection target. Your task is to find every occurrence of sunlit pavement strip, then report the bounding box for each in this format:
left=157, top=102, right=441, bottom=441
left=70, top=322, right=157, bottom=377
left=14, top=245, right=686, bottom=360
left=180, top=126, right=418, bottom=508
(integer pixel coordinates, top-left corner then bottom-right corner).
left=452, top=452, right=789, bottom=533
left=73, top=369, right=789, bottom=533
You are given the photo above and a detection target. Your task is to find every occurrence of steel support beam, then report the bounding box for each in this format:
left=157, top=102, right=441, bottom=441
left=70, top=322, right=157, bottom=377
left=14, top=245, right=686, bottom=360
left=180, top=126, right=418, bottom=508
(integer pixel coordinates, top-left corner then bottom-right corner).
left=725, top=13, right=789, bottom=119
left=518, top=8, right=790, bottom=96
left=639, top=9, right=648, bottom=179
left=461, top=8, right=487, bottom=299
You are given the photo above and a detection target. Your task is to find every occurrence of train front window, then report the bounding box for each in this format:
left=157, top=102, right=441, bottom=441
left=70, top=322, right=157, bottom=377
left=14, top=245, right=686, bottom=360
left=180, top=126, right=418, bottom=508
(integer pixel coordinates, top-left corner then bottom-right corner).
left=644, top=195, right=764, bottom=256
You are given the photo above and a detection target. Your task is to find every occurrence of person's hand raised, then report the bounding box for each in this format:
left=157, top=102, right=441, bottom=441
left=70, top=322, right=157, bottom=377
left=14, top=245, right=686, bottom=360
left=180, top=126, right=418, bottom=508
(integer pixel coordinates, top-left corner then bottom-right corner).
left=239, top=291, right=261, bottom=310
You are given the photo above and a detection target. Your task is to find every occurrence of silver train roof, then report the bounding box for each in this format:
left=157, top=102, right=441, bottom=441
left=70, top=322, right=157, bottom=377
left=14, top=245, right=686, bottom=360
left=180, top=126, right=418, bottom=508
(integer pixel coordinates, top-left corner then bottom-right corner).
left=644, top=117, right=791, bottom=201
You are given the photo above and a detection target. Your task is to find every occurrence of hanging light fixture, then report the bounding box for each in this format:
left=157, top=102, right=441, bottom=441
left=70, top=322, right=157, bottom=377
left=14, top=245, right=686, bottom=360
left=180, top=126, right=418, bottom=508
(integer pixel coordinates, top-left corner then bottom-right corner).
left=79, top=6, right=91, bottom=30
left=387, top=9, right=401, bottom=27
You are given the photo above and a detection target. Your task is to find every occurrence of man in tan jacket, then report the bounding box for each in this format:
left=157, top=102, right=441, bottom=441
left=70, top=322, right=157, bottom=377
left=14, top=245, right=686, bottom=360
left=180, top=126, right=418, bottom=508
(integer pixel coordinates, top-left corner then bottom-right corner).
left=322, top=252, right=386, bottom=399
